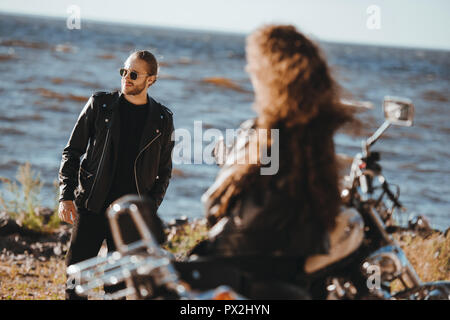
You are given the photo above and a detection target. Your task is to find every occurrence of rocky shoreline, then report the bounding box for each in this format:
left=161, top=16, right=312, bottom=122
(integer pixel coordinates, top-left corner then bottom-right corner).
left=0, top=209, right=448, bottom=299
left=0, top=211, right=70, bottom=262
left=0, top=211, right=70, bottom=299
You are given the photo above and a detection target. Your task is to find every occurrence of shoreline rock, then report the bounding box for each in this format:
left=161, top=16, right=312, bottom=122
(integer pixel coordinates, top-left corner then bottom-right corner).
left=0, top=212, right=447, bottom=279
left=0, top=211, right=70, bottom=261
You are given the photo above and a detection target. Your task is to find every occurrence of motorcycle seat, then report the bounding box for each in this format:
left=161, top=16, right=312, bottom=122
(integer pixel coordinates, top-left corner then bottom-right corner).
left=304, top=207, right=364, bottom=274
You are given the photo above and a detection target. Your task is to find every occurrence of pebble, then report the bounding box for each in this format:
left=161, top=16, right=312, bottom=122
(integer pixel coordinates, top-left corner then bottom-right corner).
left=53, top=246, right=62, bottom=256
left=0, top=224, right=71, bottom=262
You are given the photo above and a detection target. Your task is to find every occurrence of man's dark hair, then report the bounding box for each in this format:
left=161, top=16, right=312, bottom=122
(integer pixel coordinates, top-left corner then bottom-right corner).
left=131, top=50, right=158, bottom=76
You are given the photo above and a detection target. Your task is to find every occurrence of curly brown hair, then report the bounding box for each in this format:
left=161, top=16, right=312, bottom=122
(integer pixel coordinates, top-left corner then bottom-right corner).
left=208, top=25, right=352, bottom=233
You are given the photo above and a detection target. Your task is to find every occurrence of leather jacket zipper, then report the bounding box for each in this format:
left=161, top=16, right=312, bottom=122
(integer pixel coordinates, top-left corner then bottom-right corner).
left=134, top=132, right=162, bottom=197
left=85, top=124, right=112, bottom=208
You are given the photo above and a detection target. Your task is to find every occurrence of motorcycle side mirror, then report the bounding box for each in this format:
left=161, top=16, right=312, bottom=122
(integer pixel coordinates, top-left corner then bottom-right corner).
left=363, top=96, right=414, bottom=155
left=383, top=96, right=414, bottom=127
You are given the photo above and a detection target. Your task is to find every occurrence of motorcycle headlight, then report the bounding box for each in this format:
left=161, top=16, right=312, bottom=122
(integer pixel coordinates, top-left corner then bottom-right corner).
left=363, top=251, right=402, bottom=283
left=362, top=245, right=412, bottom=287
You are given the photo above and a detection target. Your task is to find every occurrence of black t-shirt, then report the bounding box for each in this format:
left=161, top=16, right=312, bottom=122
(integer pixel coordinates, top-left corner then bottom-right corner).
left=105, top=95, right=149, bottom=207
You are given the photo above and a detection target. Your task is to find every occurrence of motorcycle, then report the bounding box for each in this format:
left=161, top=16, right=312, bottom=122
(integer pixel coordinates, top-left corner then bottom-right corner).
left=67, top=96, right=449, bottom=300
left=66, top=196, right=246, bottom=300
left=299, top=96, right=450, bottom=299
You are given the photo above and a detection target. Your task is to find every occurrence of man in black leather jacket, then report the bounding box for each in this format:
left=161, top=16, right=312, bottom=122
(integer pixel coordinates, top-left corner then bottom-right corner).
left=58, top=50, right=174, bottom=299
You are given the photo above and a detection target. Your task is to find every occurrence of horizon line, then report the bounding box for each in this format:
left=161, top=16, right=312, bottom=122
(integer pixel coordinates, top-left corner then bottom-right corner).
left=1, top=9, right=449, bottom=52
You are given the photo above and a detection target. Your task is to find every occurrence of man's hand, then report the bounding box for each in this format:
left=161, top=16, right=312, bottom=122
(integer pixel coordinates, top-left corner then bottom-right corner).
left=58, top=200, right=78, bottom=224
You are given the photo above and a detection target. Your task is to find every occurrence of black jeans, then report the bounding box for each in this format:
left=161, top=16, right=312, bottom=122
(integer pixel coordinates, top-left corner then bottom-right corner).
left=65, top=204, right=126, bottom=300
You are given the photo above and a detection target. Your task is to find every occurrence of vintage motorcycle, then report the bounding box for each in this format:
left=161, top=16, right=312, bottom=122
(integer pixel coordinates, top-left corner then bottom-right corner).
left=66, top=197, right=246, bottom=300
left=298, top=96, right=450, bottom=299
left=67, top=96, right=449, bottom=300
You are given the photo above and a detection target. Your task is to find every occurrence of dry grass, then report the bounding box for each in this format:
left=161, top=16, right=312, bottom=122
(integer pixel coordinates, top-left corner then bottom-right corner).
left=0, top=220, right=209, bottom=300
left=0, top=257, right=66, bottom=300
left=393, top=230, right=449, bottom=282
left=0, top=162, right=61, bottom=232
left=163, top=220, right=209, bottom=260
left=0, top=223, right=448, bottom=300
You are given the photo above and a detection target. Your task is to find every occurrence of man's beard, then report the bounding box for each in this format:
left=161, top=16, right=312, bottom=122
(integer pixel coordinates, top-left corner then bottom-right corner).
left=123, top=82, right=146, bottom=95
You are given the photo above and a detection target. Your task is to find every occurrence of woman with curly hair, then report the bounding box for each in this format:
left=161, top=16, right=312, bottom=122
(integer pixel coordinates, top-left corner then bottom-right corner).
left=185, top=24, right=353, bottom=295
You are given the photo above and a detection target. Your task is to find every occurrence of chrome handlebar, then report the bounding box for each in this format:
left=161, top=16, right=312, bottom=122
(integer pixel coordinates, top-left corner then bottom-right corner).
left=108, top=200, right=162, bottom=256
left=67, top=195, right=190, bottom=300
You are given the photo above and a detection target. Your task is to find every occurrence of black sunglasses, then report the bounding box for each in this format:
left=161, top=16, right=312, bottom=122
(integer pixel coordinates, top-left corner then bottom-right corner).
left=119, top=68, right=151, bottom=80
